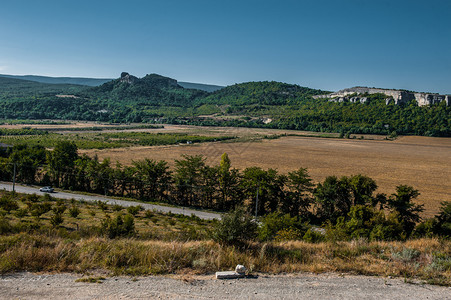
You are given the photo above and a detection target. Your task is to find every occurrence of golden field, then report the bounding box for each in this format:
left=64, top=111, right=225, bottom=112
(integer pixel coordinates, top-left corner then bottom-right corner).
left=81, top=129, right=450, bottom=218
left=2, top=122, right=449, bottom=217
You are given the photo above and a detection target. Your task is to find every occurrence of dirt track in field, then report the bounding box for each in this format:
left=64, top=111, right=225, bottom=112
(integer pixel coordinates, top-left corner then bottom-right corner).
left=81, top=134, right=451, bottom=217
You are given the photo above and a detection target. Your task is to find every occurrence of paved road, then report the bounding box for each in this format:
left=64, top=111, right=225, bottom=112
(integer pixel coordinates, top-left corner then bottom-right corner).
left=0, top=182, right=221, bottom=220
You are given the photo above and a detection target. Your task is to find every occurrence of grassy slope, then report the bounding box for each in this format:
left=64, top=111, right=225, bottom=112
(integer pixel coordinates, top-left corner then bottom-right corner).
left=0, top=191, right=449, bottom=285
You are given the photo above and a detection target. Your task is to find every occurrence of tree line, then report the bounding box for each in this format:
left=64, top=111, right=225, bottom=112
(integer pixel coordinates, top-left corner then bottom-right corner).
left=0, top=141, right=449, bottom=240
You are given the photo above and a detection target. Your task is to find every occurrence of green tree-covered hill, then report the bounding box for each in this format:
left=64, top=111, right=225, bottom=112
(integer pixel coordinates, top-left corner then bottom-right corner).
left=82, top=72, right=208, bottom=107
left=197, top=81, right=327, bottom=106
left=0, top=73, right=449, bottom=136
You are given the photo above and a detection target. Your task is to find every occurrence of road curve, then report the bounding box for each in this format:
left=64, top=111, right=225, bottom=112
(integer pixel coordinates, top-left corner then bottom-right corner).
left=0, top=182, right=221, bottom=220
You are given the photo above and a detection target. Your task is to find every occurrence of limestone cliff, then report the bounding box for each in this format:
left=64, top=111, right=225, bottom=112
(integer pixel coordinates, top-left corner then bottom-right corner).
left=314, top=87, right=450, bottom=106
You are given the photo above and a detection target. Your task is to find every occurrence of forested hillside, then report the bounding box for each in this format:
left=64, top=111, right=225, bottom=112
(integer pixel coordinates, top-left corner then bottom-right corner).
left=0, top=73, right=449, bottom=136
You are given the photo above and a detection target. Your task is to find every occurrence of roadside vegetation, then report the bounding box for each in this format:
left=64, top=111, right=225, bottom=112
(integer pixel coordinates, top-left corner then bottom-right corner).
left=0, top=141, right=449, bottom=241
left=0, top=190, right=449, bottom=285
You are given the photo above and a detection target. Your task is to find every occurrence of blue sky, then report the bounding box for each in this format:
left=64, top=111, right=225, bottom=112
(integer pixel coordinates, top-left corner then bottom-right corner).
left=0, top=0, right=450, bottom=93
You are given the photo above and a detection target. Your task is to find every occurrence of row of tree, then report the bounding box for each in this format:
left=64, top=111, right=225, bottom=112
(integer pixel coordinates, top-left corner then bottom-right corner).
left=1, top=141, right=449, bottom=239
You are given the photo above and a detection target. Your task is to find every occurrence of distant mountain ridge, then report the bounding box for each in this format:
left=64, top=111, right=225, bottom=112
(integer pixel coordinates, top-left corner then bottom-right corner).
left=0, top=74, right=224, bottom=92
left=0, top=74, right=110, bottom=87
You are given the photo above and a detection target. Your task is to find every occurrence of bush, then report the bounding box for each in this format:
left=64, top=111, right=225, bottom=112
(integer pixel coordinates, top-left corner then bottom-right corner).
left=210, top=207, right=257, bottom=246
left=50, top=213, right=64, bottom=227
left=101, top=214, right=135, bottom=238
left=30, top=202, right=52, bottom=218
left=258, top=211, right=306, bottom=241
left=96, top=201, right=108, bottom=211
left=14, top=208, right=28, bottom=218
left=0, top=195, right=18, bottom=212
left=325, top=205, right=404, bottom=241
left=23, top=193, right=40, bottom=203
left=69, top=205, right=81, bottom=218
left=113, top=204, right=124, bottom=211
left=144, top=210, right=153, bottom=218
left=52, top=203, right=67, bottom=215
left=303, top=228, right=325, bottom=243
left=0, top=217, right=12, bottom=234
left=127, top=206, right=142, bottom=216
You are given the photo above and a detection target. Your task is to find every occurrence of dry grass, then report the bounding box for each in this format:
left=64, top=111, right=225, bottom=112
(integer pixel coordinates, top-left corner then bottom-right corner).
left=0, top=234, right=449, bottom=285
left=81, top=134, right=451, bottom=217
left=0, top=191, right=449, bottom=285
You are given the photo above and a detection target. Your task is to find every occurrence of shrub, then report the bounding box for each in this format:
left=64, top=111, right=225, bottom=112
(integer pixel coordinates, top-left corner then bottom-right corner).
left=144, top=210, right=153, bottom=218
left=14, top=208, right=28, bottom=218
left=69, top=205, right=81, bottom=218
left=101, top=214, right=135, bottom=238
left=50, top=213, right=64, bottom=227
left=52, top=203, right=67, bottom=215
left=96, top=201, right=108, bottom=211
left=210, top=207, right=257, bottom=246
left=113, top=204, right=124, bottom=211
left=42, top=193, right=53, bottom=202
left=303, top=228, right=325, bottom=243
left=391, top=247, right=420, bottom=263
left=434, top=201, right=451, bottom=237
left=127, top=206, right=141, bottom=216
left=23, top=193, right=40, bottom=203
left=274, top=228, right=304, bottom=242
left=30, top=202, right=52, bottom=218
left=0, top=217, right=12, bottom=234
left=258, top=211, right=306, bottom=241
left=0, top=196, right=18, bottom=212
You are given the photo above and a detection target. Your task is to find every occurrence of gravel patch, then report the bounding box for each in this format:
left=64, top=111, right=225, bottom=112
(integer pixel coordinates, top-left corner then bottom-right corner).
left=0, top=272, right=450, bottom=299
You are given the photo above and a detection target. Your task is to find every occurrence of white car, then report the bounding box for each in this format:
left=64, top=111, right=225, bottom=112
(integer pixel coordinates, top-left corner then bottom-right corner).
left=39, top=186, right=54, bottom=193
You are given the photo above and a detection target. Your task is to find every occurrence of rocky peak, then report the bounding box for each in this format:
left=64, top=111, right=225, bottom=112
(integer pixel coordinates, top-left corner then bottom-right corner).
left=120, top=72, right=138, bottom=84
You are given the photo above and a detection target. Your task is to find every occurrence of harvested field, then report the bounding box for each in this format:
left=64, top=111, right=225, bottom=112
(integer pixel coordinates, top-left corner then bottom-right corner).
left=81, top=135, right=451, bottom=217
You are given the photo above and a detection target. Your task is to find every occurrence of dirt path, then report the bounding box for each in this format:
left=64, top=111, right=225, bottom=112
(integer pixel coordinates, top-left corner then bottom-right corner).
left=0, top=272, right=449, bottom=299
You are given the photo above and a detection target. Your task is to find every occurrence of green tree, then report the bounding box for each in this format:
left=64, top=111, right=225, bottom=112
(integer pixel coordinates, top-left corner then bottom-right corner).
left=240, top=167, right=286, bottom=216
left=387, top=185, right=424, bottom=236
left=285, top=168, right=314, bottom=217
left=174, top=155, right=206, bottom=206
left=349, top=174, right=378, bottom=206
left=9, top=145, right=47, bottom=184
left=47, top=141, right=78, bottom=188
left=433, top=201, right=451, bottom=237
left=217, top=153, right=240, bottom=210
left=314, top=176, right=352, bottom=223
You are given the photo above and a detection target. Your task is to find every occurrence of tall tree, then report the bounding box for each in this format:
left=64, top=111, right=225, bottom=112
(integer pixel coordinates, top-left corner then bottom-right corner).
left=46, top=141, right=78, bottom=188
left=132, top=158, right=172, bottom=201
left=349, top=174, right=378, bottom=206
left=240, top=167, right=285, bottom=216
left=314, top=176, right=352, bottom=223
left=387, top=185, right=424, bottom=236
left=285, top=168, right=314, bottom=217
left=217, top=153, right=240, bottom=210
left=174, top=155, right=206, bottom=206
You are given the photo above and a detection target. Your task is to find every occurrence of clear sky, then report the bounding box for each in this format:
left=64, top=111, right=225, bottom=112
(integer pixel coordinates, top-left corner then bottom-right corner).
left=0, top=0, right=450, bottom=93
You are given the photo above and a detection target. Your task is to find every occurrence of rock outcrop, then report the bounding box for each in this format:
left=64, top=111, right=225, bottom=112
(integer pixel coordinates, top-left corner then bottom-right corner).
left=314, top=87, right=449, bottom=106
left=120, top=72, right=138, bottom=84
